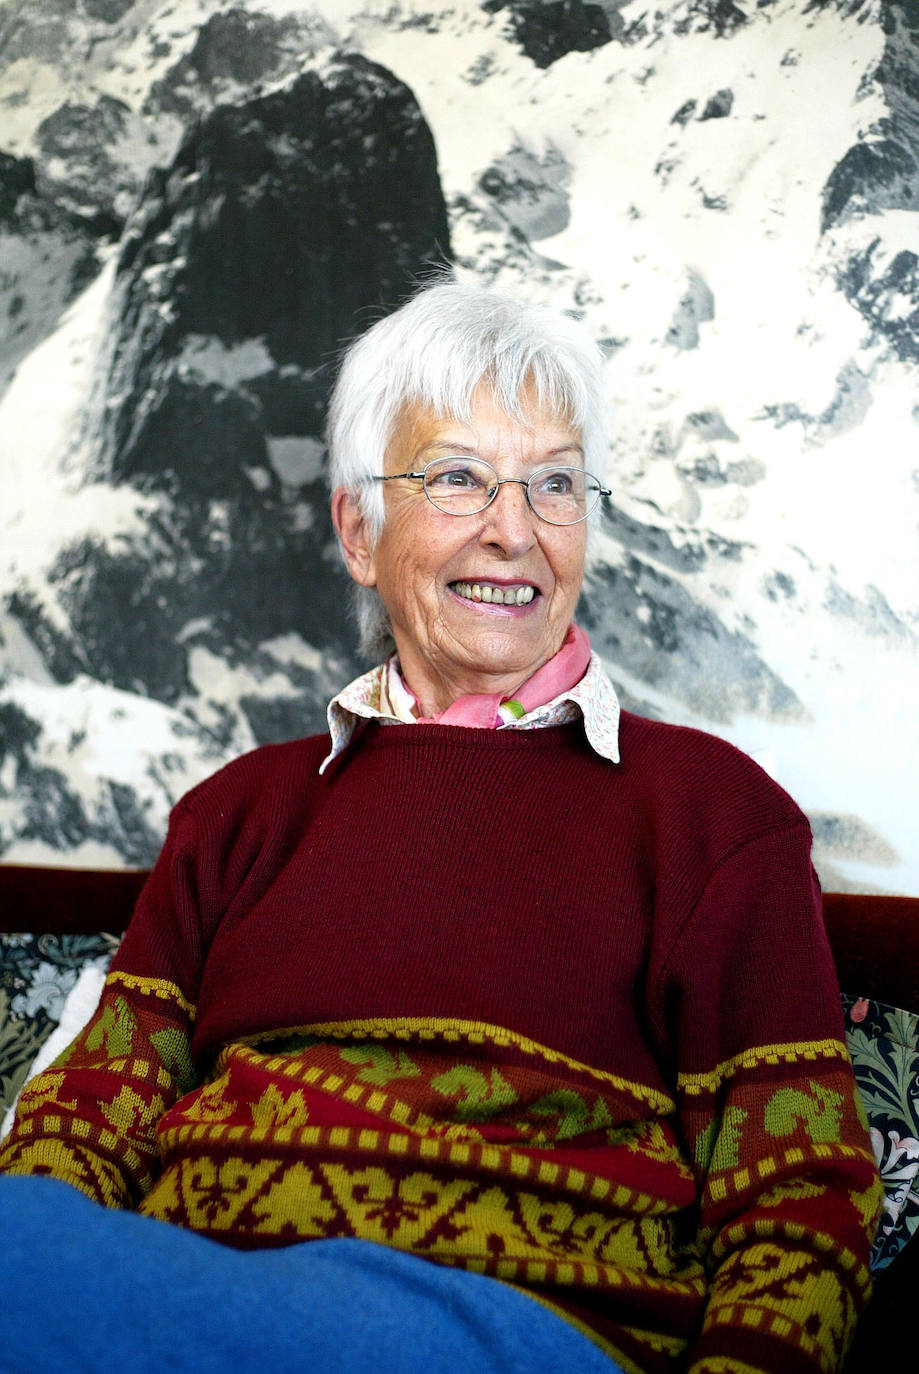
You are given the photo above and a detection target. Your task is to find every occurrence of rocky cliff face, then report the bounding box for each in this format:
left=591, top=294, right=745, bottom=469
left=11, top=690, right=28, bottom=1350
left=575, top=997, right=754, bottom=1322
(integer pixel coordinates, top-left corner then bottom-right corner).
left=68, top=55, right=450, bottom=714
left=0, top=0, right=916, bottom=894
left=0, top=11, right=452, bottom=859
left=9, top=48, right=451, bottom=720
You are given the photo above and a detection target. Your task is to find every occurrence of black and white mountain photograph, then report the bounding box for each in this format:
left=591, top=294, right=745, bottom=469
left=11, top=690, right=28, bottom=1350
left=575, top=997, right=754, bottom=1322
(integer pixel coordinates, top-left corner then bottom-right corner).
left=1, top=0, right=917, bottom=894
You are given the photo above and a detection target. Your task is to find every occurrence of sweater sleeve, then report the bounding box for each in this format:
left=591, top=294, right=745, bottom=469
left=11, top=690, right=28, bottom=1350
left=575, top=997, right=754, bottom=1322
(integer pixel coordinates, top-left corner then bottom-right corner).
left=0, top=802, right=207, bottom=1206
left=652, top=821, right=882, bottom=1374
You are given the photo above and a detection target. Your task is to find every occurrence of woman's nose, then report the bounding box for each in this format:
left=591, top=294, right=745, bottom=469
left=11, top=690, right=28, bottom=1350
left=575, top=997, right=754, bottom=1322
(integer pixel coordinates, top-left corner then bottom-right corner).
left=478, top=479, right=538, bottom=557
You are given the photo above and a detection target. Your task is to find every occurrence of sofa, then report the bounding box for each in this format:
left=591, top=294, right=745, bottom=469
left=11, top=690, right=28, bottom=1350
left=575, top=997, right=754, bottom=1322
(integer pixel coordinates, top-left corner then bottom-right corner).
left=1, top=863, right=916, bottom=1368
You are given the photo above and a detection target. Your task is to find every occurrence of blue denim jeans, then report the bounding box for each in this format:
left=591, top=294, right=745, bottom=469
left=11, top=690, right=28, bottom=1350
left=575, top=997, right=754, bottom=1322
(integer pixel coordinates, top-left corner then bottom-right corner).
left=0, top=1175, right=622, bottom=1373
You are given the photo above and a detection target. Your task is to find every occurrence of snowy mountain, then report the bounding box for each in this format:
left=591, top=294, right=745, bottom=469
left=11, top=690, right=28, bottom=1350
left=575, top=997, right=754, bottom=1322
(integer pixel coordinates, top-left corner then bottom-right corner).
left=0, top=0, right=917, bottom=894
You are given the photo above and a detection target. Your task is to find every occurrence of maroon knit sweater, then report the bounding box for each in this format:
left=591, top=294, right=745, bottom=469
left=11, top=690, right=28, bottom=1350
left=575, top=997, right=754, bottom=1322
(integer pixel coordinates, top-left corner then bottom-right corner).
left=1, top=714, right=880, bottom=1373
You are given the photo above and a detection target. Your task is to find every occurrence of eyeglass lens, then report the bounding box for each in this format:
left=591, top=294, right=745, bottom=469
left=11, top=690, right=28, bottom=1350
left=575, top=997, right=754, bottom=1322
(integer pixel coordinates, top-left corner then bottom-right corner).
left=422, top=457, right=598, bottom=524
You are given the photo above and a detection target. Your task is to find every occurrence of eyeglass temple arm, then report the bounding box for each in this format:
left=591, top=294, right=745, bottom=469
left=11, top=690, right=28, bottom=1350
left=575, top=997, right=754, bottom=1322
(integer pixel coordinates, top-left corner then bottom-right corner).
left=369, top=472, right=427, bottom=482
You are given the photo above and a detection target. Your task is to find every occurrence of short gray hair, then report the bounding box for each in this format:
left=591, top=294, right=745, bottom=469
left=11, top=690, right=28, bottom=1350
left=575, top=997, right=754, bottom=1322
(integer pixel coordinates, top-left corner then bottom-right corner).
left=326, top=276, right=609, bottom=658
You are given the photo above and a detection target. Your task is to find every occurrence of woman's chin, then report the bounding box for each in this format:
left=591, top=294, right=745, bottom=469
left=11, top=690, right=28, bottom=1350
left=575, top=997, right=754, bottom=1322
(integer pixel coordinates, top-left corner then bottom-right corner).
left=447, top=630, right=557, bottom=687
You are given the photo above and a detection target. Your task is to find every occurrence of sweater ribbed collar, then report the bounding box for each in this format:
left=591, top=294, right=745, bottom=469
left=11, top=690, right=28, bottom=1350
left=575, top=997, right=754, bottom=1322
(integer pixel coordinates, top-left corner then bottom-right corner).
left=321, top=632, right=621, bottom=774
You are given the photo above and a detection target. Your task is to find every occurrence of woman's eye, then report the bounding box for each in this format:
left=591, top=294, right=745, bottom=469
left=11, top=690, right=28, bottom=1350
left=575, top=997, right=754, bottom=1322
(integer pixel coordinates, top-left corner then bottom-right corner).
left=538, top=470, right=575, bottom=495
left=445, top=468, right=476, bottom=488
left=427, top=462, right=487, bottom=490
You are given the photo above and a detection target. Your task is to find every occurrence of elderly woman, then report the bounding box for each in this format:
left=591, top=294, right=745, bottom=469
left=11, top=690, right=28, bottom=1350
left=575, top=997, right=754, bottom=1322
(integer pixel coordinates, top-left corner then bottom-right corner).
left=0, top=281, right=879, bottom=1374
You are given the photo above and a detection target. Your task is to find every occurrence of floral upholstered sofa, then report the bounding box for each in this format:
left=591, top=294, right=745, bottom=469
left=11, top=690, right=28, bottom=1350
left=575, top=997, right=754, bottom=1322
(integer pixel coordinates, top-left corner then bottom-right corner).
left=1, top=863, right=917, bottom=1368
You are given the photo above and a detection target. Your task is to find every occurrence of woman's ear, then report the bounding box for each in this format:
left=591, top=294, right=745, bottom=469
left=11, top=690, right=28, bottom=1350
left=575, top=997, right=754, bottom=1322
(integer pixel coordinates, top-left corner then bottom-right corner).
left=331, top=487, right=378, bottom=587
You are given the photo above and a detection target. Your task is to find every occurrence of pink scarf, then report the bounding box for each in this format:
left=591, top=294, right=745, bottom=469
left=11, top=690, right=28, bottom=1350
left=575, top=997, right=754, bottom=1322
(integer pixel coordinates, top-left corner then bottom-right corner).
left=410, top=624, right=591, bottom=727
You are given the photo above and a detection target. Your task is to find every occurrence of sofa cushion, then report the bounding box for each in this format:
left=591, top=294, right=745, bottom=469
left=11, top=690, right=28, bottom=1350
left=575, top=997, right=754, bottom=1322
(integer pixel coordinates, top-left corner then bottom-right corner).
left=842, top=992, right=919, bottom=1271
left=0, top=933, right=118, bottom=1135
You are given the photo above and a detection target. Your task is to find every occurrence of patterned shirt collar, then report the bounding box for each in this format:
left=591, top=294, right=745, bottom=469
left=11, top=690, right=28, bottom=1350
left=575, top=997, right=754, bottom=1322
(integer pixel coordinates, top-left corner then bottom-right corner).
left=320, top=653, right=620, bottom=774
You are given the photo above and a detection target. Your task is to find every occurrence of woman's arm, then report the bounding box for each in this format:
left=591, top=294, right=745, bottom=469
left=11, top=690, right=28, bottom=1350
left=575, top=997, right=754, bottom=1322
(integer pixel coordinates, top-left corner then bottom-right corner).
left=0, top=803, right=207, bottom=1205
left=653, top=823, right=881, bottom=1373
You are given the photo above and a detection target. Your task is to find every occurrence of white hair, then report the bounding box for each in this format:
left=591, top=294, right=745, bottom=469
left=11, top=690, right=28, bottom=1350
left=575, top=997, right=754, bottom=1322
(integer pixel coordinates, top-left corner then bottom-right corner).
left=326, top=277, right=610, bottom=658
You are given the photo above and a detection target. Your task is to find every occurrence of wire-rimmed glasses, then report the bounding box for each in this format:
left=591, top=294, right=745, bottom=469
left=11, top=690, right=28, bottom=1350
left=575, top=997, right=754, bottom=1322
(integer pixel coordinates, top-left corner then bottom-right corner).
left=370, top=456, right=610, bottom=526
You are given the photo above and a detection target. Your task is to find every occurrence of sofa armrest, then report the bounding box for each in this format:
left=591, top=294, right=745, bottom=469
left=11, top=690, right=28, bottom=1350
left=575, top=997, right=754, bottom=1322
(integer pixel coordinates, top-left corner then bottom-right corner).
left=822, top=893, right=919, bottom=1011
left=0, top=864, right=148, bottom=936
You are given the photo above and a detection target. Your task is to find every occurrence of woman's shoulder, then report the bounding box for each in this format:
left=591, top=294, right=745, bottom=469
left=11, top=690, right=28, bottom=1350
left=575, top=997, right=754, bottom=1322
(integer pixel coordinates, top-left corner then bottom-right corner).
left=175, top=733, right=332, bottom=814
left=617, top=708, right=808, bottom=830
left=620, top=706, right=778, bottom=772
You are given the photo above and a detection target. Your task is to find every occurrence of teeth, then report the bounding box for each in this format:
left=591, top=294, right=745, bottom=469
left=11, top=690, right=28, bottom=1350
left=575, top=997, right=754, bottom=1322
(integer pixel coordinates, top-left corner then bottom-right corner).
left=452, top=581, right=535, bottom=606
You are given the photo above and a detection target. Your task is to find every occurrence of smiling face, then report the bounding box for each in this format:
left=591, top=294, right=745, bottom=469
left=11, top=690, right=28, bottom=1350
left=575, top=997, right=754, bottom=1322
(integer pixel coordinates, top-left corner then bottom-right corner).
left=332, top=383, right=588, bottom=716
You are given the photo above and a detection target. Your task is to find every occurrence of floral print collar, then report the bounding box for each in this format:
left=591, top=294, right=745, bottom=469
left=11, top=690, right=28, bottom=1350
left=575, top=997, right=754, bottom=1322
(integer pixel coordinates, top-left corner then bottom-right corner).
left=320, top=651, right=621, bottom=774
